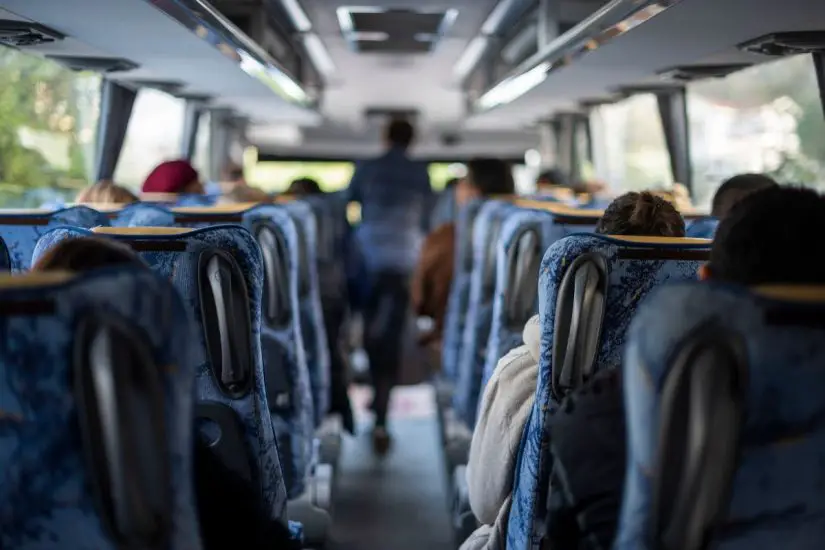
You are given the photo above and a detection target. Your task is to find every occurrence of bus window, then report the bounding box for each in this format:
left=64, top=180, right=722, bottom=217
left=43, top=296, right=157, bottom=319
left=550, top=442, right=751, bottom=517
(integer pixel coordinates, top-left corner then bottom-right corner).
left=597, top=93, right=673, bottom=193
left=429, top=162, right=466, bottom=191
left=192, top=110, right=211, bottom=179
left=246, top=161, right=355, bottom=192
left=114, top=88, right=186, bottom=188
left=0, top=48, right=101, bottom=207
left=688, top=55, right=825, bottom=210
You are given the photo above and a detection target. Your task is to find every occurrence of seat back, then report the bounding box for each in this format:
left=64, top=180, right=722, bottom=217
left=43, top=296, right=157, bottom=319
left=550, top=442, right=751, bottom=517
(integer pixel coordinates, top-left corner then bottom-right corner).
left=0, top=206, right=110, bottom=271
left=170, top=205, right=315, bottom=498
left=33, top=225, right=291, bottom=521
left=685, top=216, right=719, bottom=239
left=442, top=198, right=486, bottom=380
left=453, top=200, right=515, bottom=426
left=506, top=234, right=711, bottom=549
left=616, top=283, right=825, bottom=550
left=278, top=200, right=331, bottom=426
left=479, top=209, right=568, bottom=394
left=0, top=269, right=201, bottom=549
left=113, top=203, right=175, bottom=227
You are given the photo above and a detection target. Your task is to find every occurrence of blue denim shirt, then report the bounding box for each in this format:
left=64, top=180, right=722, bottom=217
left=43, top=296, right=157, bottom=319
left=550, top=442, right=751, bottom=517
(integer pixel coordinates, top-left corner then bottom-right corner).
left=346, top=148, right=433, bottom=274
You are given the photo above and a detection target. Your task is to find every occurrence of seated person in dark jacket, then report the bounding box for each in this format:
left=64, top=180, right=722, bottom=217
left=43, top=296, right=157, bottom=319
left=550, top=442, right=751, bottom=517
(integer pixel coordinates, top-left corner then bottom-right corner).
left=33, top=236, right=300, bottom=550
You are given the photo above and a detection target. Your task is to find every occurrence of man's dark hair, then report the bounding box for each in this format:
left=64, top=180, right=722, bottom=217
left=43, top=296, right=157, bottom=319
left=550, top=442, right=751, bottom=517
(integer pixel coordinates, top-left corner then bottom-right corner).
left=708, top=186, right=825, bottom=285
left=33, top=236, right=149, bottom=272
left=537, top=168, right=568, bottom=188
left=466, top=158, right=515, bottom=196
left=287, top=177, right=322, bottom=195
left=711, top=173, right=778, bottom=218
left=386, top=118, right=415, bottom=149
left=445, top=177, right=460, bottom=190
left=596, top=191, right=685, bottom=237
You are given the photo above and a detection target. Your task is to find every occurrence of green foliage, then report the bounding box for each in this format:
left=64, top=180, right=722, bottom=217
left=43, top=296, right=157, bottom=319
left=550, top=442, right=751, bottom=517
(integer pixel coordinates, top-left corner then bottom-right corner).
left=0, top=48, right=99, bottom=205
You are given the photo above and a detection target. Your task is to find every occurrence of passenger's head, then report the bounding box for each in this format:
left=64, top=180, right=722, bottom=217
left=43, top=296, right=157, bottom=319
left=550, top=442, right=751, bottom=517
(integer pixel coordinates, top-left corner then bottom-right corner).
left=596, top=191, right=685, bottom=237
left=444, top=177, right=460, bottom=190
left=218, top=185, right=271, bottom=204
left=385, top=118, right=415, bottom=150
left=536, top=168, right=568, bottom=188
left=222, top=164, right=246, bottom=185
left=142, top=160, right=204, bottom=195
left=75, top=181, right=138, bottom=205
left=456, top=158, right=516, bottom=205
left=32, top=236, right=148, bottom=273
left=711, top=173, right=778, bottom=219
left=287, top=177, right=322, bottom=196
left=700, top=186, right=825, bottom=285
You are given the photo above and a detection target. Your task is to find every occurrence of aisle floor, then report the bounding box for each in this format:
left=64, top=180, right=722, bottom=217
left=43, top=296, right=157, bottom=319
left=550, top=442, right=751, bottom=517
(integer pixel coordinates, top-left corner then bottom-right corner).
left=329, top=385, right=454, bottom=550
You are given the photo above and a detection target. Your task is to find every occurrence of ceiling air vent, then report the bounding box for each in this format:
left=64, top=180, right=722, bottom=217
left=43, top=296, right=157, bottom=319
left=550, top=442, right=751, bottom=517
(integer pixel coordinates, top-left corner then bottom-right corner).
left=337, top=7, right=457, bottom=54
left=659, top=64, right=752, bottom=82
left=740, top=31, right=825, bottom=57
left=0, top=20, right=65, bottom=48
left=46, top=56, right=139, bottom=73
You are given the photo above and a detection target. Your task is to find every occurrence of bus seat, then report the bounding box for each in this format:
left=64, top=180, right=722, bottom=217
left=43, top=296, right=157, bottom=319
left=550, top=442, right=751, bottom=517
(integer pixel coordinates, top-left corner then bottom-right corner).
left=481, top=208, right=601, bottom=395
left=506, top=234, right=711, bottom=549
left=685, top=216, right=719, bottom=239
left=113, top=202, right=175, bottom=227
left=172, top=205, right=323, bottom=501
left=33, top=225, right=291, bottom=526
left=441, top=198, right=486, bottom=385
left=0, top=206, right=110, bottom=271
left=283, top=201, right=331, bottom=428
left=453, top=201, right=514, bottom=430
left=616, top=282, right=825, bottom=550
left=175, top=194, right=217, bottom=207
left=0, top=268, right=202, bottom=549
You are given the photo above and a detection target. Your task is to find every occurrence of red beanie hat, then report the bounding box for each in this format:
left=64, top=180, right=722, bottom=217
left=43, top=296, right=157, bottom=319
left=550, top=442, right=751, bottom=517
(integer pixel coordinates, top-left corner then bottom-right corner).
left=142, top=160, right=199, bottom=193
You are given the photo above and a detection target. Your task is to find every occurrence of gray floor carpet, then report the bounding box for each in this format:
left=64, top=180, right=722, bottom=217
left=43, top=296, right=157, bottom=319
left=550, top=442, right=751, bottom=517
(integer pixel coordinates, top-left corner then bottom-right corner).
left=329, top=389, right=454, bottom=550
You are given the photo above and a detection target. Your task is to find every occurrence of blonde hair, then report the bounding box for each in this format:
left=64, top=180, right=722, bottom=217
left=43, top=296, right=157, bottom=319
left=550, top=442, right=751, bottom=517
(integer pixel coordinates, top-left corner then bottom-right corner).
left=75, top=181, right=138, bottom=205
left=218, top=185, right=271, bottom=204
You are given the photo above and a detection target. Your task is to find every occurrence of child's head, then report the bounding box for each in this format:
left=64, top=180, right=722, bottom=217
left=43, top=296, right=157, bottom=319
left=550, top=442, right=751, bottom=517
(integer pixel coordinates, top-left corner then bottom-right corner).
left=75, top=181, right=138, bottom=205
left=596, top=191, right=685, bottom=237
left=32, top=236, right=148, bottom=273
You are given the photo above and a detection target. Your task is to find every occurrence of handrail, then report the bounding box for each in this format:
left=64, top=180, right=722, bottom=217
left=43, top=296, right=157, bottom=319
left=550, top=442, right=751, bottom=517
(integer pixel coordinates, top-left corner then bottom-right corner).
left=476, top=0, right=685, bottom=111
left=144, top=0, right=314, bottom=108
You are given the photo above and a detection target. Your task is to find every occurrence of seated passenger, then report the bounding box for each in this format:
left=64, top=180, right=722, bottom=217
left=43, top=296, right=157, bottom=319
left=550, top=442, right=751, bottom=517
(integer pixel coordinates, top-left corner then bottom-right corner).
left=141, top=159, right=205, bottom=195
left=32, top=236, right=299, bottom=550
left=460, top=191, right=685, bottom=550
left=412, top=158, right=515, bottom=348
left=217, top=184, right=271, bottom=204
left=711, top=173, right=778, bottom=219
left=287, top=177, right=323, bottom=195
left=75, top=180, right=138, bottom=205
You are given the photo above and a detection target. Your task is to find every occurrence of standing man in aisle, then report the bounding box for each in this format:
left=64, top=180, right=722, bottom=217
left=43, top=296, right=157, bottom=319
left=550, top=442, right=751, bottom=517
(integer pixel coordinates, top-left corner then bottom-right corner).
left=346, top=118, right=433, bottom=454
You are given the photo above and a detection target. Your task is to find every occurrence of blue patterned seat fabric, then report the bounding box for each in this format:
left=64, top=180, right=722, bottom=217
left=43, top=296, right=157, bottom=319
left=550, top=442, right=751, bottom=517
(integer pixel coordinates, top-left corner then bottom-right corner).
left=32, top=225, right=291, bottom=523
left=685, top=216, right=719, bottom=239
left=303, top=194, right=349, bottom=311
left=616, top=282, right=825, bottom=550
left=279, top=200, right=331, bottom=426
left=170, top=205, right=315, bottom=499
left=174, top=194, right=218, bottom=207
left=112, top=203, right=176, bottom=227
left=479, top=208, right=587, bottom=398
left=507, top=234, right=710, bottom=549
left=0, top=206, right=110, bottom=272
left=453, top=200, right=518, bottom=427
left=442, top=198, right=487, bottom=382
left=0, top=268, right=202, bottom=549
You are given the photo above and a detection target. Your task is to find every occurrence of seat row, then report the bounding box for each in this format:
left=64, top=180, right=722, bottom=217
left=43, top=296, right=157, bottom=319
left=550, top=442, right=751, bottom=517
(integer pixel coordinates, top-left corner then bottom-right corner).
left=433, top=193, right=726, bottom=546
left=0, top=195, right=351, bottom=549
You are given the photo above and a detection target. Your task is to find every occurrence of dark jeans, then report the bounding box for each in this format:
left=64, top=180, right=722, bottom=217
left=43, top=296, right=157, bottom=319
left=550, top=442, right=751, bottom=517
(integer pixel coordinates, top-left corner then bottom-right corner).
left=323, top=301, right=355, bottom=434
left=363, top=270, right=410, bottom=428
